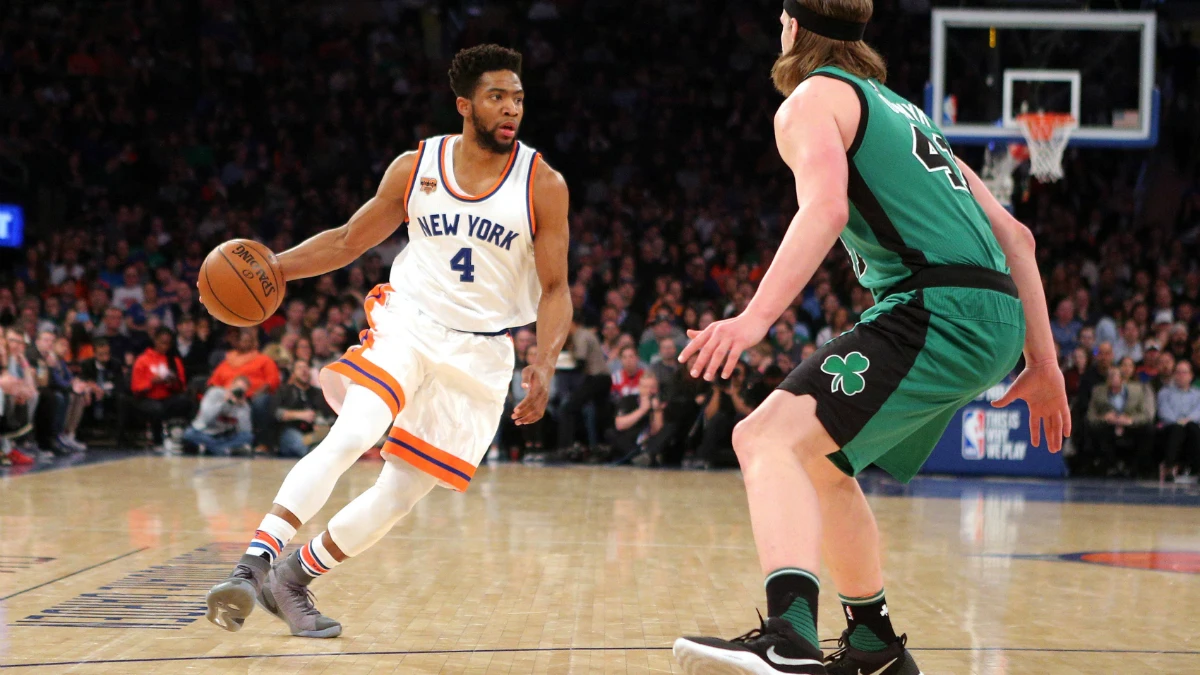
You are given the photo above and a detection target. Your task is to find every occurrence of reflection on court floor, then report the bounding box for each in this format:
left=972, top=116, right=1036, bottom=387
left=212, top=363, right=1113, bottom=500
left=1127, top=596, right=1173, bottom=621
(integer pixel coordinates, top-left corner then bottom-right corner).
left=1, top=456, right=1197, bottom=674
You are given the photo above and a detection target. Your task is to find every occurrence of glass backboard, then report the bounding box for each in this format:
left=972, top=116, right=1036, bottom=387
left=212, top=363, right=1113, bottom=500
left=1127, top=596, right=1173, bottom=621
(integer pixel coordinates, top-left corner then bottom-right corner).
left=927, top=9, right=1158, bottom=148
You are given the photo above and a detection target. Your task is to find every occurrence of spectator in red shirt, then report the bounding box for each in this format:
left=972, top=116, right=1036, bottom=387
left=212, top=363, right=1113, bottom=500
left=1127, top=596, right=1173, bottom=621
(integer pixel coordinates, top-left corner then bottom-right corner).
left=611, top=345, right=644, bottom=399
left=709, top=250, right=739, bottom=292
left=207, top=329, right=281, bottom=448
left=130, top=328, right=193, bottom=449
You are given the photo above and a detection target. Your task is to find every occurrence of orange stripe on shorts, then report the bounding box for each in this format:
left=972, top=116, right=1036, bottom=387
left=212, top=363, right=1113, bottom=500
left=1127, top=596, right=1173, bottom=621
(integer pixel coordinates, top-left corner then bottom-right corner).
left=323, top=348, right=405, bottom=418
left=382, top=427, right=475, bottom=492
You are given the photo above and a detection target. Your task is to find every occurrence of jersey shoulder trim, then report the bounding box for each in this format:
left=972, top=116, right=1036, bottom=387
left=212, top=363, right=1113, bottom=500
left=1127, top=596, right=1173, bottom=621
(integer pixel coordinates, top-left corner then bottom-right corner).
left=402, top=140, right=428, bottom=222
left=803, top=69, right=869, bottom=158
left=437, top=135, right=520, bottom=203
left=525, top=152, right=541, bottom=239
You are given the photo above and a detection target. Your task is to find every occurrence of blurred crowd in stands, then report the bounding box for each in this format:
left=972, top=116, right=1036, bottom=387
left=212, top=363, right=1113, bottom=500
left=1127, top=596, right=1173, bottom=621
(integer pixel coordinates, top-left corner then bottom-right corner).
left=1, top=0, right=1199, bottom=480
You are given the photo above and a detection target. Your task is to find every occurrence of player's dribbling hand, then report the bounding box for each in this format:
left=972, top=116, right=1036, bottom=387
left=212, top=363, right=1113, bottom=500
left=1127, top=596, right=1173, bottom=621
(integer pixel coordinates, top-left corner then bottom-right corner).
left=513, top=363, right=553, bottom=426
left=678, top=314, right=770, bottom=382
left=992, top=359, right=1072, bottom=453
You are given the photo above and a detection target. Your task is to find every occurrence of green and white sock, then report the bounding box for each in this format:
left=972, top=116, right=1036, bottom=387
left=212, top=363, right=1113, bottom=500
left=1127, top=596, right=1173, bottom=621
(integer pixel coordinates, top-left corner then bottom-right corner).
left=765, top=568, right=820, bottom=648
left=840, top=589, right=897, bottom=652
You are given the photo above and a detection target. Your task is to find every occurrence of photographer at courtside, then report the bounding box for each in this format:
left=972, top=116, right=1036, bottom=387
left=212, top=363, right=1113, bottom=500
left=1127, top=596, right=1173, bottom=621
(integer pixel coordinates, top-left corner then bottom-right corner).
left=183, top=375, right=254, bottom=456
left=608, top=371, right=669, bottom=466
left=274, top=360, right=330, bottom=458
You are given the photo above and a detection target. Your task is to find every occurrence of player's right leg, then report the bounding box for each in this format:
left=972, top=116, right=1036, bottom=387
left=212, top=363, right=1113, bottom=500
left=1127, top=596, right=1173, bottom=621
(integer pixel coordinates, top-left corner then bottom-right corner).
left=256, top=458, right=437, bottom=637
left=205, top=384, right=393, bottom=633
left=674, top=392, right=835, bottom=675
left=803, top=452, right=921, bottom=675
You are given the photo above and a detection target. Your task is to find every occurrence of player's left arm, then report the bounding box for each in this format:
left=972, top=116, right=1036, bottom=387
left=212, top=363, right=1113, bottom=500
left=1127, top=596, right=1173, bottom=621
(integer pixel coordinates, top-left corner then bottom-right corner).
left=512, top=157, right=571, bottom=426
left=680, top=78, right=852, bottom=380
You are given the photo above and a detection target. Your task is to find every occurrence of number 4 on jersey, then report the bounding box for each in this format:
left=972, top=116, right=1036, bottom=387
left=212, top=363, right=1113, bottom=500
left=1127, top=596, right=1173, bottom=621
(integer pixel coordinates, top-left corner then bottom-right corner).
left=911, top=126, right=968, bottom=192
left=451, top=247, right=475, bottom=282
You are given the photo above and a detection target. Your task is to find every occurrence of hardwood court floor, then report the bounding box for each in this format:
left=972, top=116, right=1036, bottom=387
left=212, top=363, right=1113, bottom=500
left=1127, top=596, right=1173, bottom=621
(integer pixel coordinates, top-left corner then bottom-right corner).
left=1, top=455, right=1198, bottom=674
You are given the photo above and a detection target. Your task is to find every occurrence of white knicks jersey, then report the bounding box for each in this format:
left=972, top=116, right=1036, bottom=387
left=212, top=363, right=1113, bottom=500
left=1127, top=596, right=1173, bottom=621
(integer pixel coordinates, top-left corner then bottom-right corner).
left=390, top=134, right=542, bottom=334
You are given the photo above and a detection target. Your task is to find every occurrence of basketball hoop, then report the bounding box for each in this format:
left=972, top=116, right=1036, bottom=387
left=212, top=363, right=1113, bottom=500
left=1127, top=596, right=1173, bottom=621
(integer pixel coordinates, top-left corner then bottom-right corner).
left=1016, top=112, right=1075, bottom=182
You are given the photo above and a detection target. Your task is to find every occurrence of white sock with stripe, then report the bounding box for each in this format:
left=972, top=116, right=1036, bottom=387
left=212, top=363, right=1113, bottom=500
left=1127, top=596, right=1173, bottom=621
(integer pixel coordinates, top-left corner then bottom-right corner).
left=297, top=534, right=340, bottom=578
left=246, top=514, right=297, bottom=563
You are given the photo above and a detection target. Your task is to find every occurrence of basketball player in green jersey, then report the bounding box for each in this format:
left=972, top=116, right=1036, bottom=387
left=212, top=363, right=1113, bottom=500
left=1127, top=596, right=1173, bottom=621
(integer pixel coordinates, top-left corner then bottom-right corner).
left=671, top=1, right=1071, bottom=674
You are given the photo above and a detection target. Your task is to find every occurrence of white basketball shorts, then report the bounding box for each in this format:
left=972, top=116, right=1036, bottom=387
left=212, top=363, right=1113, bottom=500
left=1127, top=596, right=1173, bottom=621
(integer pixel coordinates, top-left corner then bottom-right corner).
left=320, top=283, right=514, bottom=491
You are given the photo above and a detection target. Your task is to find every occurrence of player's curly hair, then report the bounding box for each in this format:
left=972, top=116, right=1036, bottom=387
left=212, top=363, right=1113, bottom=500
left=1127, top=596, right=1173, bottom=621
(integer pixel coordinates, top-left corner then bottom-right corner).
left=448, top=44, right=523, bottom=98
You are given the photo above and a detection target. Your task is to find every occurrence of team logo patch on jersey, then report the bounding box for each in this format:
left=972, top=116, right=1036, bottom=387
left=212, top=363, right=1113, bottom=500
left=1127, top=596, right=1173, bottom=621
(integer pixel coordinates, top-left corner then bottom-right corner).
left=821, top=351, right=870, bottom=396
left=420, top=177, right=438, bottom=194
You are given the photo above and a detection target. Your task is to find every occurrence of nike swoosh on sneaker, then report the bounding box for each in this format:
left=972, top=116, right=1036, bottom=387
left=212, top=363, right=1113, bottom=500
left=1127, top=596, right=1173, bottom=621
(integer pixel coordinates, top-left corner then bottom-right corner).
left=765, top=646, right=823, bottom=667
left=859, top=657, right=899, bottom=675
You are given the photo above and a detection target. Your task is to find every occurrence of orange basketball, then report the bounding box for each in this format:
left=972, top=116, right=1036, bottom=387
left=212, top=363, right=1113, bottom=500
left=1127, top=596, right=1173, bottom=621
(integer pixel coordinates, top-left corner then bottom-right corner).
left=198, top=239, right=286, bottom=327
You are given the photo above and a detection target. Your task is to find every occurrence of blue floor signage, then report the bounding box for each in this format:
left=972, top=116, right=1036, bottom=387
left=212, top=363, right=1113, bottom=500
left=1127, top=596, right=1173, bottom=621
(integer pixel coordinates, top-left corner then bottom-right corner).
left=922, top=378, right=1066, bottom=478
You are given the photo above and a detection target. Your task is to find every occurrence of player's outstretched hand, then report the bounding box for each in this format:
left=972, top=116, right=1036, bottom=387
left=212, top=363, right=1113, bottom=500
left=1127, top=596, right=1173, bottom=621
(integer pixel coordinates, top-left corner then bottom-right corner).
left=513, top=363, right=553, bottom=426
left=992, top=360, right=1072, bottom=453
left=678, top=314, right=770, bottom=382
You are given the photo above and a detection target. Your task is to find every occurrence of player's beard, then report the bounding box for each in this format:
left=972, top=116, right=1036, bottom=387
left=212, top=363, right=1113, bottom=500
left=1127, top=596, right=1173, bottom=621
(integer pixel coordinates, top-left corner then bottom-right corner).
left=470, top=112, right=516, bottom=154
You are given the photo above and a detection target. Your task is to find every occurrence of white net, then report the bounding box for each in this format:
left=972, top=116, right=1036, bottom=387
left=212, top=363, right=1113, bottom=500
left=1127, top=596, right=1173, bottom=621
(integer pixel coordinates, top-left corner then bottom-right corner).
left=1017, top=113, right=1075, bottom=182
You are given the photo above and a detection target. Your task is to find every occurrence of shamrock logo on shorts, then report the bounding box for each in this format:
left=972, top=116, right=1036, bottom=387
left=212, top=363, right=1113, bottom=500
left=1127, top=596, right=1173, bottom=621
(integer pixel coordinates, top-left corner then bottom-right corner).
left=820, top=351, right=870, bottom=396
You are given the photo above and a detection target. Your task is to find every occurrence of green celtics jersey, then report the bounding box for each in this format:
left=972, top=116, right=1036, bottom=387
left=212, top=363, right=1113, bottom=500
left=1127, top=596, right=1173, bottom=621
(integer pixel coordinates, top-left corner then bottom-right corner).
left=808, top=66, right=1008, bottom=297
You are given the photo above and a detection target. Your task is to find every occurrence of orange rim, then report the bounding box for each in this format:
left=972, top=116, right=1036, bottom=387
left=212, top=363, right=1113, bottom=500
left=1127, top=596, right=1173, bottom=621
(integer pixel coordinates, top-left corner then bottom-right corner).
left=1016, top=112, right=1075, bottom=142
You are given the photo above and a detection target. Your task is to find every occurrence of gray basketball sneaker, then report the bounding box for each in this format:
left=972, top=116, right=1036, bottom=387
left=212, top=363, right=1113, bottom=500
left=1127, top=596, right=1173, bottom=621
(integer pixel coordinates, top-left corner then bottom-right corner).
left=256, top=551, right=342, bottom=638
left=205, top=553, right=270, bottom=632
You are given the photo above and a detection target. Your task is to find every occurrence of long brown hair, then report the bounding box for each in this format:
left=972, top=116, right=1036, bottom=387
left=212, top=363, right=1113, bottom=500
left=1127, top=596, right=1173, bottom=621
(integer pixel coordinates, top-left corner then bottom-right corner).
left=771, top=0, right=887, bottom=96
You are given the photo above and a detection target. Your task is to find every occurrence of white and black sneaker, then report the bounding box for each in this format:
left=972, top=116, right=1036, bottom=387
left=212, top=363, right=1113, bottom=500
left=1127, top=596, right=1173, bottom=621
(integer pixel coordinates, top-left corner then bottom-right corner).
left=823, top=631, right=922, bottom=675
left=674, top=613, right=827, bottom=674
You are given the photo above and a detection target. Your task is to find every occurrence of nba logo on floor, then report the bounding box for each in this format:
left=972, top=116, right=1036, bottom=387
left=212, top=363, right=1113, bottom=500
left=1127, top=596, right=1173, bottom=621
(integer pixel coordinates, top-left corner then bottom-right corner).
left=962, top=409, right=986, bottom=460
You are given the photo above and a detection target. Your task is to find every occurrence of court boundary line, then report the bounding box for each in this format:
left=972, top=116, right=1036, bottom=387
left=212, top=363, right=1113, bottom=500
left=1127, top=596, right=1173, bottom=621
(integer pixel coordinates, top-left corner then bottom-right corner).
left=0, top=452, right=146, bottom=480
left=0, top=548, right=148, bottom=602
left=3, top=645, right=1199, bottom=668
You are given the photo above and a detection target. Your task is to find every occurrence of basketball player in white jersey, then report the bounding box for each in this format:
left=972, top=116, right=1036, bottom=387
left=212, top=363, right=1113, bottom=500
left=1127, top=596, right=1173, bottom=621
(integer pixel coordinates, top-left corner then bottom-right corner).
left=204, top=44, right=571, bottom=638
